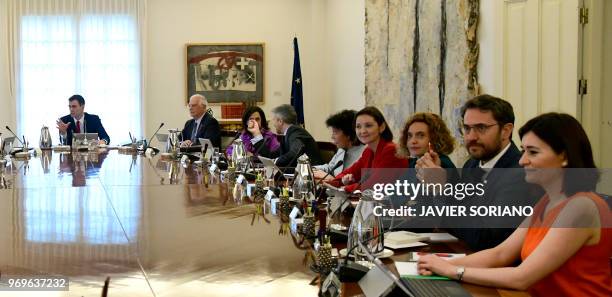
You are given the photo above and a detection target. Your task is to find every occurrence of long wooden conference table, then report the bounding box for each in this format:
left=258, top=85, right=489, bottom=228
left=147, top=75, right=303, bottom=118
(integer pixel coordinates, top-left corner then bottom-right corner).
left=0, top=149, right=528, bottom=296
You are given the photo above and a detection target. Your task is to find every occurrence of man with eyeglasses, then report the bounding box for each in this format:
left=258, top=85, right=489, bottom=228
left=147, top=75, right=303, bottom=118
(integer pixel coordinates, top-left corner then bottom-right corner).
left=56, top=94, right=110, bottom=146
left=417, top=94, right=539, bottom=251
left=180, top=94, right=221, bottom=148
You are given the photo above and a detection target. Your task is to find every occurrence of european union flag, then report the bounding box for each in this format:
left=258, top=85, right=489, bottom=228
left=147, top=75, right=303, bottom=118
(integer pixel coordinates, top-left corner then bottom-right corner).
left=290, top=37, right=304, bottom=125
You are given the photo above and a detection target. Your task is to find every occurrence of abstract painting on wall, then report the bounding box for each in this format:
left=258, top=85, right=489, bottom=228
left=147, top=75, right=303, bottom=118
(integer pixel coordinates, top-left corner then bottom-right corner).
left=186, top=43, right=264, bottom=104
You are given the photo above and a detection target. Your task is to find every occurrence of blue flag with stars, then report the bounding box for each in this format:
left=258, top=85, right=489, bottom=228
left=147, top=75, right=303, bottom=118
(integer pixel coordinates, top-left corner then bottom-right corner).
left=291, top=37, right=304, bottom=125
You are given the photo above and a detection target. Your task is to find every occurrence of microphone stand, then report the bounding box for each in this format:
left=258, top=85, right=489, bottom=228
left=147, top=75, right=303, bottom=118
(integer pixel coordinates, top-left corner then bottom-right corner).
left=141, top=122, right=165, bottom=153
left=335, top=232, right=385, bottom=282
left=5, top=126, right=25, bottom=147
left=314, top=160, right=344, bottom=201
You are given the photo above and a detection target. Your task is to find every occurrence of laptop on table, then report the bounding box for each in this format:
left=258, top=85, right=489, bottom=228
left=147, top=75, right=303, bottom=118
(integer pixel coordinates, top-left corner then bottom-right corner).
left=358, top=241, right=471, bottom=297
left=72, top=133, right=99, bottom=148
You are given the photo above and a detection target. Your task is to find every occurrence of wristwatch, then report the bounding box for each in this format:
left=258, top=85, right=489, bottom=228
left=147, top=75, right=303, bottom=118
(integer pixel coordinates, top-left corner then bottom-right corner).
left=456, top=266, right=465, bottom=281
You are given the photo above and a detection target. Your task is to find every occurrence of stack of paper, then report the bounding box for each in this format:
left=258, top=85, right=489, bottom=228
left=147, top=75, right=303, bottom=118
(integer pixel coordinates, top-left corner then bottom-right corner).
left=384, top=231, right=429, bottom=249
left=416, top=232, right=459, bottom=242
left=395, top=262, right=450, bottom=280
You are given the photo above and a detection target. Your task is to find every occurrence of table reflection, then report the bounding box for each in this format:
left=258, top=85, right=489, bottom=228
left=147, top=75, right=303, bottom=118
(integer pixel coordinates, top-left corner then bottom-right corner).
left=0, top=150, right=317, bottom=297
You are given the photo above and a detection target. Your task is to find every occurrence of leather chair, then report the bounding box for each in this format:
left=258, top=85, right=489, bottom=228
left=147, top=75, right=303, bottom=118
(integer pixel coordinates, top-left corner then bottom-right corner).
left=316, top=141, right=337, bottom=165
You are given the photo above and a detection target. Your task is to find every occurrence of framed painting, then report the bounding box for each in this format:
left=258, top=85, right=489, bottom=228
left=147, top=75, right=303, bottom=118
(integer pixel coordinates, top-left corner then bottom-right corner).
left=186, top=43, right=264, bottom=104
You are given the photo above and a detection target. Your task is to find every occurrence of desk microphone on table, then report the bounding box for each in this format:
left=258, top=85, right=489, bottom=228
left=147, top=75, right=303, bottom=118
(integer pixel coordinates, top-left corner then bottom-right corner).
left=143, top=122, right=165, bottom=153
left=277, top=141, right=304, bottom=174
left=335, top=233, right=385, bottom=282
left=314, top=160, right=343, bottom=199
left=253, top=136, right=270, bottom=156
left=5, top=126, right=25, bottom=147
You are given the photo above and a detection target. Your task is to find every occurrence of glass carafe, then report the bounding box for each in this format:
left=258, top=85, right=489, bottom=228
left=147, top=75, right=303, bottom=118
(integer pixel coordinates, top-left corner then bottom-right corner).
left=346, top=190, right=384, bottom=259
left=292, top=154, right=315, bottom=201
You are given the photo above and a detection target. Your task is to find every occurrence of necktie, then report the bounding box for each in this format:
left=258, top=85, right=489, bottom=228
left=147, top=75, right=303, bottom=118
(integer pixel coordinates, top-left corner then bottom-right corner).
left=75, top=120, right=81, bottom=133
left=191, top=121, right=198, bottom=143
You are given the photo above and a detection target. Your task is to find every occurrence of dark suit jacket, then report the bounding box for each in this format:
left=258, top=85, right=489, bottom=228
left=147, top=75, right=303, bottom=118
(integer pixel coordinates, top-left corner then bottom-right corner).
left=60, top=113, right=110, bottom=145
left=448, top=142, right=541, bottom=251
left=274, top=125, right=323, bottom=168
left=181, top=112, right=221, bottom=148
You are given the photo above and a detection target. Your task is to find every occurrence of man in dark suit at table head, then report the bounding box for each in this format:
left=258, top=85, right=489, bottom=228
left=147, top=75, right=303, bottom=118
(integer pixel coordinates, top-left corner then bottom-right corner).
left=180, top=94, right=221, bottom=148
left=270, top=104, right=323, bottom=168
left=56, top=94, right=110, bottom=145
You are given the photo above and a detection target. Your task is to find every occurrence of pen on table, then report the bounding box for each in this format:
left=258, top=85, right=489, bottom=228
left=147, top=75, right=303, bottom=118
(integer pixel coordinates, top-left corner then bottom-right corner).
left=417, top=252, right=453, bottom=257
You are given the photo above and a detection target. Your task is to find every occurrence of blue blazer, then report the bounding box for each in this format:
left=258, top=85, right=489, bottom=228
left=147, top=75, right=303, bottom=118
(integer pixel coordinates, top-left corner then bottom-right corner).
left=60, top=113, right=110, bottom=145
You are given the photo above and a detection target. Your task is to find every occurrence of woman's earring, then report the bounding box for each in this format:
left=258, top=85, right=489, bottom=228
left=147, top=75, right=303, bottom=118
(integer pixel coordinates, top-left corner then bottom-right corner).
left=562, top=161, right=568, bottom=167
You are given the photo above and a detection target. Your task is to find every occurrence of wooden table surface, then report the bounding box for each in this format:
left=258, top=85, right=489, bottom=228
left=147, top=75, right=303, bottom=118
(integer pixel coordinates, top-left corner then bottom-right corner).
left=0, top=149, right=531, bottom=296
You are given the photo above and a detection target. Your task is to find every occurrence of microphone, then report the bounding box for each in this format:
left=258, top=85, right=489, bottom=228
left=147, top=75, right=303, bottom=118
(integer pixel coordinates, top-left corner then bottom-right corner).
left=314, top=160, right=343, bottom=200
left=234, top=139, right=260, bottom=181
left=325, top=188, right=354, bottom=239
left=143, top=122, right=165, bottom=153
left=315, top=161, right=343, bottom=186
left=329, top=160, right=344, bottom=178
left=335, top=233, right=384, bottom=282
left=5, top=126, right=25, bottom=147
left=248, top=136, right=270, bottom=169
left=253, top=135, right=270, bottom=156
left=355, top=241, right=416, bottom=297
left=264, top=140, right=303, bottom=193
left=277, top=141, right=304, bottom=174
left=324, top=176, right=366, bottom=245
left=288, top=141, right=304, bottom=166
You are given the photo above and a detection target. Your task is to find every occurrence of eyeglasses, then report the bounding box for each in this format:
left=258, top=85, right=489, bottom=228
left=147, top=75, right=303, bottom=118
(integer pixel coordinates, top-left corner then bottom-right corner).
left=461, top=123, right=498, bottom=135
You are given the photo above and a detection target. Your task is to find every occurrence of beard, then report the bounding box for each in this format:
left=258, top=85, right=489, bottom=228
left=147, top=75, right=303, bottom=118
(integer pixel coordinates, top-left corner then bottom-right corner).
left=466, top=134, right=504, bottom=162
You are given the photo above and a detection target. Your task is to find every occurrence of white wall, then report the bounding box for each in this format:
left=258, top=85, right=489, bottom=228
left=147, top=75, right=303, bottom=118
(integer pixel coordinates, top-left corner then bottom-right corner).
left=146, top=0, right=334, bottom=141
left=325, top=0, right=366, bottom=113
left=601, top=1, right=612, bottom=168
left=478, top=0, right=501, bottom=97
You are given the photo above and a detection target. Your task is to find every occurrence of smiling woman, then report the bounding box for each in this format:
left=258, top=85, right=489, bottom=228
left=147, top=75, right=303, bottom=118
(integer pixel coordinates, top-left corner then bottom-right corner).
left=328, top=106, right=408, bottom=193
left=417, top=113, right=612, bottom=297
left=398, top=112, right=456, bottom=169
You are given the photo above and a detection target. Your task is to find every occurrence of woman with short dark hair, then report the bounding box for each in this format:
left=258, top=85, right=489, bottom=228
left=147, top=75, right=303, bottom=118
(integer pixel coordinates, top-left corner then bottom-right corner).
left=313, top=110, right=365, bottom=181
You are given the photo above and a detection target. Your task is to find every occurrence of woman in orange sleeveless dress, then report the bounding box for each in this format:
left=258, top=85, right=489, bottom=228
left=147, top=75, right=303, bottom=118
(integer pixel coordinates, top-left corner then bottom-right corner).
left=417, top=113, right=611, bottom=297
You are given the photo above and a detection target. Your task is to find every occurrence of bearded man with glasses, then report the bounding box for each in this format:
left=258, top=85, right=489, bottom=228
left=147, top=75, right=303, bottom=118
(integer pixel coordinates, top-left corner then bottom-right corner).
left=416, top=94, right=540, bottom=251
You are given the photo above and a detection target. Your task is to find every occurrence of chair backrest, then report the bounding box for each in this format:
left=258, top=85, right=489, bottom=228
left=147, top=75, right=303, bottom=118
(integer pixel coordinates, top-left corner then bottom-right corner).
left=316, top=141, right=337, bottom=164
